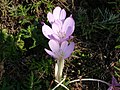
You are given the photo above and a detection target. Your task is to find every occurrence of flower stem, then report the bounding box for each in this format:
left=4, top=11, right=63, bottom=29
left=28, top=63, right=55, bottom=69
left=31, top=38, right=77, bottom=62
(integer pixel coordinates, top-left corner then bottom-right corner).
left=56, top=59, right=64, bottom=82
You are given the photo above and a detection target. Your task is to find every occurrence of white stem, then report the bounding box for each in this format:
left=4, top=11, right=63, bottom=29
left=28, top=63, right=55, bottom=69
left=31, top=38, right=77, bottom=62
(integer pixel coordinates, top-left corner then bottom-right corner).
left=55, top=63, right=58, bottom=80
left=56, top=59, right=64, bottom=82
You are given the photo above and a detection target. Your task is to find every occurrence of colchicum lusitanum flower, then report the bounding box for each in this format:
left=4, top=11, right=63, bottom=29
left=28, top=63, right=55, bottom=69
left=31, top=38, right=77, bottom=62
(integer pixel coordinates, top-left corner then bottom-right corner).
left=45, top=40, right=74, bottom=81
left=107, top=76, right=120, bottom=90
left=42, top=6, right=75, bottom=82
left=42, top=7, right=75, bottom=43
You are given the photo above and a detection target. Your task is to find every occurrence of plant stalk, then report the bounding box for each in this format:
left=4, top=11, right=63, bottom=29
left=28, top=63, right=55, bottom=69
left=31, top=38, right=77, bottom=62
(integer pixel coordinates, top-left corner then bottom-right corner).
left=55, top=59, right=64, bottom=82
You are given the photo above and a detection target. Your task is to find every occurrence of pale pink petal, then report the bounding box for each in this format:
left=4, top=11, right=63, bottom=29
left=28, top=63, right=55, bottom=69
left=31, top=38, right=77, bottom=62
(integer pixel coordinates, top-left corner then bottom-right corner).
left=52, top=23, right=60, bottom=34
left=64, top=42, right=75, bottom=59
left=60, top=9, right=66, bottom=20
left=62, top=17, right=75, bottom=36
left=44, top=48, right=56, bottom=58
left=48, top=34, right=60, bottom=41
left=66, top=27, right=73, bottom=37
left=49, top=40, right=60, bottom=53
left=53, top=6, right=61, bottom=20
left=54, top=20, right=62, bottom=29
left=48, top=35, right=55, bottom=40
left=47, top=12, right=54, bottom=23
left=60, top=41, right=68, bottom=51
left=42, top=24, right=54, bottom=39
left=51, top=34, right=60, bottom=41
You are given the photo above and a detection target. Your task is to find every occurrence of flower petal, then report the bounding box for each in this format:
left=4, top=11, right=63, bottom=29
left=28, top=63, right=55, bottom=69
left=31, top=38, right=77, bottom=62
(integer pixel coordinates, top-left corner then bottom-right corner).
left=47, top=12, right=54, bottom=23
left=112, top=76, right=120, bottom=87
left=44, top=48, right=56, bottom=58
left=62, top=17, right=75, bottom=36
left=107, top=86, right=113, bottom=90
left=51, top=34, right=60, bottom=41
left=52, top=22, right=60, bottom=34
left=112, top=76, right=118, bottom=86
left=42, top=24, right=53, bottom=39
left=66, top=26, right=73, bottom=37
left=55, top=20, right=63, bottom=29
left=60, top=41, right=68, bottom=51
left=49, top=40, right=60, bottom=53
left=60, top=9, right=66, bottom=21
left=64, top=42, right=75, bottom=59
left=53, top=6, right=61, bottom=20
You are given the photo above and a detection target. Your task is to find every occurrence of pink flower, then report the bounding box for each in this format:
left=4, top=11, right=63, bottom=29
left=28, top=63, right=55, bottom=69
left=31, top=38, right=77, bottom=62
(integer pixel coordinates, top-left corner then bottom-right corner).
left=42, top=16, right=75, bottom=42
left=47, top=6, right=66, bottom=24
left=43, top=6, right=75, bottom=82
left=108, top=76, right=120, bottom=90
left=44, top=40, right=74, bottom=60
left=44, top=40, right=74, bottom=81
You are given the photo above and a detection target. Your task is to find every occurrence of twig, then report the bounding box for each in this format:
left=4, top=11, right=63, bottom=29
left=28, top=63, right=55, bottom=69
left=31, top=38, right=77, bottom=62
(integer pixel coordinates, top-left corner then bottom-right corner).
left=69, top=78, right=110, bottom=86
left=58, top=0, right=70, bottom=12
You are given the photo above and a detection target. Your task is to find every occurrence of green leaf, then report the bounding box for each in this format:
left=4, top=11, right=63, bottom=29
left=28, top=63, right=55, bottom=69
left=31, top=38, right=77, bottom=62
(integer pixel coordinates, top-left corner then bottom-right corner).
left=16, top=39, right=25, bottom=50
left=114, top=66, right=120, bottom=71
left=115, top=45, right=120, bottom=49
